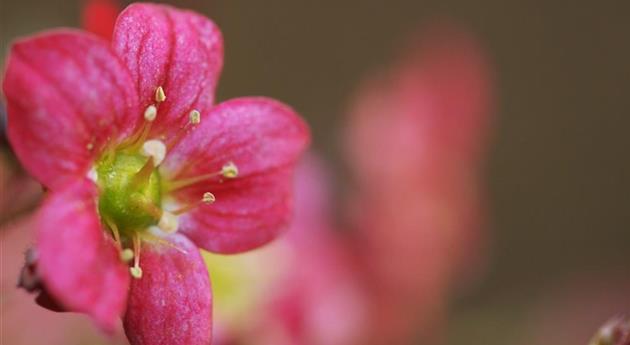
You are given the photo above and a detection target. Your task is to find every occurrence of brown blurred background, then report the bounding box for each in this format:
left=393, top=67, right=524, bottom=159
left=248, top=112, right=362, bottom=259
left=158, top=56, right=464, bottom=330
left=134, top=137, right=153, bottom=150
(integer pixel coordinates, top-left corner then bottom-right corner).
left=1, top=0, right=629, bottom=344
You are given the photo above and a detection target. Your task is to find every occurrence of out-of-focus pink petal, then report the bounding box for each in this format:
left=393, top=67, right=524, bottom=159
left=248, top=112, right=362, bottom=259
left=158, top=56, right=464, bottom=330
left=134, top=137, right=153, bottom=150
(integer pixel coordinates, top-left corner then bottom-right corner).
left=82, top=0, right=120, bottom=41
left=3, top=30, right=139, bottom=189
left=165, top=97, right=310, bottom=253
left=112, top=3, right=223, bottom=137
left=344, top=24, right=493, bottom=343
left=123, top=234, right=212, bottom=345
left=346, top=23, right=492, bottom=186
left=36, top=179, right=129, bottom=332
left=288, top=153, right=334, bottom=238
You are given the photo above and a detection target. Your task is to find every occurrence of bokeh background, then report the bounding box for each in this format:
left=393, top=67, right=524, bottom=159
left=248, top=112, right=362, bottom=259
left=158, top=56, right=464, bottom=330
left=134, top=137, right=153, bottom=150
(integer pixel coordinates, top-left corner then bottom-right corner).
left=1, top=0, right=629, bottom=344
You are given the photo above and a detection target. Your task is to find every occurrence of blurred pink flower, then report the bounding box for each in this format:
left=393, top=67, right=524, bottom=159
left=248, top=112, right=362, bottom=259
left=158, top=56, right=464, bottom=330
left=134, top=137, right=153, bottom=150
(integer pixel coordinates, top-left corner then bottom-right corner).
left=344, top=23, right=493, bottom=343
left=590, top=316, right=630, bottom=345
left=208, top=154, right=367, bottom=345
left=81, top=0, right=119, bottom=40
left=3, top=2, right=308, bottom=344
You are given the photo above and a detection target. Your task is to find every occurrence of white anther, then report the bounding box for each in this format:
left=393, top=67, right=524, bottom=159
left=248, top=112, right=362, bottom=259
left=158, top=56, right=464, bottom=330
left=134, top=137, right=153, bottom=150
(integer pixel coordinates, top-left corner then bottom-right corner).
left=158, top=211, right=179, bottom=233
left=155, top=86, right=166, bottom=103
left=87, top=167, right=98, bottom=182
left=141, top=139, right=167, bottom=166
left=130, top=266, right=143, bottom=279
left=144, top=105, right=158, bottom=122
left=189, top=110, right=201, bottom=125
left=221, top=162, right=239, bottom=179
left=25, top=248, right=38, bottom=264
left=202, top=192, right=216, bottom=204
left=120, top=248, right=135, bottom=263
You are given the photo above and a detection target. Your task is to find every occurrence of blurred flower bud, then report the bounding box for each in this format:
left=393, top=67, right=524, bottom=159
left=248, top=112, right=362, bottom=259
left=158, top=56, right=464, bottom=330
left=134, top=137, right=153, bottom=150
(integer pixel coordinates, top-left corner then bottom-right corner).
left=590, top=316, right=630, bottom=345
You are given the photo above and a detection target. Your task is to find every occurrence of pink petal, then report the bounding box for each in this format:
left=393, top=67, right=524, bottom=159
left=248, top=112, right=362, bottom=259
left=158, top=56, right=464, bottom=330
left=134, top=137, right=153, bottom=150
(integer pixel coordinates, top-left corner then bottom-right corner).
left=163, top=97, right=310, bottom=253
left=36, top=179, right=129, bottom=332
left=3, top=30, right=139, bottom=189
left=346, top=24, right=492, bottom=186
left=123, top=234, right=212, bottom=345
left=82, top=0, right=120, bottom=41
left=180, top=168, right=294, bottom=254
left=112, top=3, right=223, bottom=138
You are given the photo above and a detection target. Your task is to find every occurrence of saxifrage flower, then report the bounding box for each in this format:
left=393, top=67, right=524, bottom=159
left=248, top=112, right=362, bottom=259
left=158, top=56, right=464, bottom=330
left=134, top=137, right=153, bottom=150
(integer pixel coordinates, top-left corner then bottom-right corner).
left=344, top=24, right=492, bottom=343
left=3, top=3, right=309, bottom=344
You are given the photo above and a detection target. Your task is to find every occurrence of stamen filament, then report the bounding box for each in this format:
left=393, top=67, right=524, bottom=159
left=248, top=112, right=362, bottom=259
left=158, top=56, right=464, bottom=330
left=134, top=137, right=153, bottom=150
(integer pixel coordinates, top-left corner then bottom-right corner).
left=165, top=109, right=201, bottom=151
left=166, top=171, right=222, bottom=192
left=166, top=162, right=239, bottom=192
left=171, top=192, right=216, bottom=215
left=123, top=105, right=157, bottom=150
left=129, top=233, right=143, bottom=279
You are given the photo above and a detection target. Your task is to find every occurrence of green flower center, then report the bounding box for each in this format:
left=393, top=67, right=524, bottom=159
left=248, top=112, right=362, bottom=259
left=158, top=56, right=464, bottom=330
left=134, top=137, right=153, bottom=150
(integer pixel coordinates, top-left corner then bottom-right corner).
left=96, top=151, right=162, bottom=234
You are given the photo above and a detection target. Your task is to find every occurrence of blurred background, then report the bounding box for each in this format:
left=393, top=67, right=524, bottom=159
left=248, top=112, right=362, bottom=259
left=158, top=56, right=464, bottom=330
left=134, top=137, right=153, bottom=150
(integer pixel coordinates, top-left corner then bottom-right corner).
left=1, top=0, right=629, bottom=344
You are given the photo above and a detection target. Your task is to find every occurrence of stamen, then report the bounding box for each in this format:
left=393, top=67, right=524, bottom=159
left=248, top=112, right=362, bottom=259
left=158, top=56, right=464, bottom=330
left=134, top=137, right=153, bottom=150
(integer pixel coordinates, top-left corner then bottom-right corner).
left=123, top=104, right=158, bottom=150
left=130, top=233, right=143, bottom=279
left=171, top=192, right=216, bottom=215
left=131, top=157, right=156, bottom=189
left=166, top=162, right=239, bottom=192
left=165, top=109, right=202, bottom=151
left=141, top=140, right=167, bottom=166
left=221, top=162, right=239, bottom=179
left=155, top=86, right=166, bottom=103
left=189, top=109, right=201, bottom=125
left=120, top=248, right=134, bottom=263
left=203, top=191, right=216, bottom=203
left=158, top=211, right=179, bottom=233
left=144, top=105, right=158, bottom=122
left=87, top=167, right=98, bottom=183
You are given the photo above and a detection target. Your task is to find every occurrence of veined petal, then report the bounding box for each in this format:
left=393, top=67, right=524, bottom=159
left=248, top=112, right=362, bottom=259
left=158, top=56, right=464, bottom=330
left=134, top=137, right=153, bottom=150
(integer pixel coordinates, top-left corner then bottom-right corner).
left=180, top=168, right=294, bottom=254
left=3, top=30, right=139, bottom=189
left=112, top=3, right=223, bottom=138
left=123, top=234, right=212, bottom=345
left=36, top=179, right=129, bottom=332
left=163, top=97, right=310, bottom=253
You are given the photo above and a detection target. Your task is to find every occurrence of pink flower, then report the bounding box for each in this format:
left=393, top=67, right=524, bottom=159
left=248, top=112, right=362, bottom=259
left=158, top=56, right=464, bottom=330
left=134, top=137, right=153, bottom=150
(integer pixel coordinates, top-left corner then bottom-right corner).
left=344, top=23, right=493, bottom=343
left=3, top=3, right=309, bottom=344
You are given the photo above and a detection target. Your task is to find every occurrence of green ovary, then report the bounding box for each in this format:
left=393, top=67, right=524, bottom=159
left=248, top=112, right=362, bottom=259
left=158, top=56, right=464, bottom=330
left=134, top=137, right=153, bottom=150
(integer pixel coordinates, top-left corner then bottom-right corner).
left=96, top=152, right=162, bottom=234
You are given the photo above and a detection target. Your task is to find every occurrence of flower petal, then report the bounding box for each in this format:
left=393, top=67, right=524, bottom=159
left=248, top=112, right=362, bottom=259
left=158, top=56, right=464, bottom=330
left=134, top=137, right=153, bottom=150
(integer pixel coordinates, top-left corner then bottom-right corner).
left=3, top=30, right=139, bottom=189
left=123, top=234, right=212, bottom=345
left=82, top=0, right=120, bottom=41
left=163, top=97, right=310, bottom=253
left=112, top=3, right=223, bottom=137
left=181, top=168, right=294, bottom=254
left=36, top=179, right=129, bottom=332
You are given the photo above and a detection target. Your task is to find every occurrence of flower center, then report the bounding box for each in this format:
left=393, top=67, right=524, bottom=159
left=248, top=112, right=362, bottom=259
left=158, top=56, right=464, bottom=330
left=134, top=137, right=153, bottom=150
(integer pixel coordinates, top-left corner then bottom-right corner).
left=96, top=151, right=162, bottom=233
left=88, top=86, right=239, bottom=279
